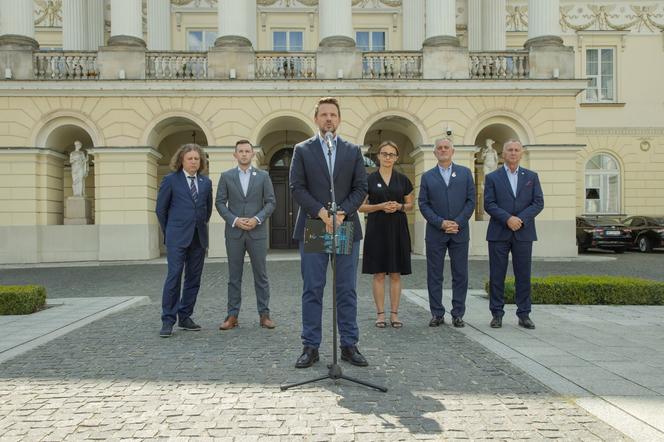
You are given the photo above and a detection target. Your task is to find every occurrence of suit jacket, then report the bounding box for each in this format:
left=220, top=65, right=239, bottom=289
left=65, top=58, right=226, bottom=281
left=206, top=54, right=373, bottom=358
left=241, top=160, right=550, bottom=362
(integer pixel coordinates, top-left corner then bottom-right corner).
left=484, top=166, right=544, bottom=242
left=289, top=135, right=368, bottom=242
left=418, top=163, right=476, bottom=243
left=215, top=166, right=276, bottom=240
left=156, top=170, right=213, bottom=249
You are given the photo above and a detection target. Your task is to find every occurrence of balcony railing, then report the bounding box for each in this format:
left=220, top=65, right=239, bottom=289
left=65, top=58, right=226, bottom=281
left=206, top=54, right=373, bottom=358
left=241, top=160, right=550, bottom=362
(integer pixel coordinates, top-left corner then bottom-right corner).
left=255, top=52, right=317, bottom=79
left=469, top=52, right=529, bottom=79
left=362, top=52, right=423, bottom=79
left=33, top=52, right=99, bottom=80
left=146, top=52, right=208, bottom=79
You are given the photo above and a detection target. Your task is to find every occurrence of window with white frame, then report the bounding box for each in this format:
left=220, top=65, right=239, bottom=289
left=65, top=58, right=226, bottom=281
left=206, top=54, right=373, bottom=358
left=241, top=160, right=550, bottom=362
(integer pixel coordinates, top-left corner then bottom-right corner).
left=356, top=31, right=386, bottom=51
left=272, top=31, right=303, bottom=51
left=585, top=48, right=615, bottom=102
left=187, top=30, right=217, bottom=51
left=585, top=153, right=621, bottom=214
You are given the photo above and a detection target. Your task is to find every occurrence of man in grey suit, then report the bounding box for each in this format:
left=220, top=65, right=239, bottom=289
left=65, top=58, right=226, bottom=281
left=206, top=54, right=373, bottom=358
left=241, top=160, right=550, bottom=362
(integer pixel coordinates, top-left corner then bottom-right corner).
left=216, top=140, right=277, bottom=330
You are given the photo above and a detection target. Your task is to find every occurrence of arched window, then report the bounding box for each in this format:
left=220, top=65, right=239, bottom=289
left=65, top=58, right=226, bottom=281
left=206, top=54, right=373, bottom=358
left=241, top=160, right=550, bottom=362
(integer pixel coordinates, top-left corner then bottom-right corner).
left=584, top=153, right=621, bottom=214
left=270, top=147, right=293, bottom=168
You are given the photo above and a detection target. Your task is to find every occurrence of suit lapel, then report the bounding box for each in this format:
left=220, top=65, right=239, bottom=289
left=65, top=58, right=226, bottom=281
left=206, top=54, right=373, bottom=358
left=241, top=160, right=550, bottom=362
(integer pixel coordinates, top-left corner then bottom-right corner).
left=498, top=167, right=515, bottom=198
left=332, top=137, right=344, bottom=181
left=178, top=171, right=196, bottom=205
left=232, top=168, right=244, bottom=198
left=431, top=166, right=448, bottom=190
left=515, top=168, right=527, bottom=198
left=310, top=136, right=331, bottom=184
left=246, top=167, right=257, bottom=197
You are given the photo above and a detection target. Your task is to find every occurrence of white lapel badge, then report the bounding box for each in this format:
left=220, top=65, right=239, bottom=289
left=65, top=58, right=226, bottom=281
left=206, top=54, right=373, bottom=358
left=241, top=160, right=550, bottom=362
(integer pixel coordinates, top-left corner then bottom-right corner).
left=451, top=172, right=456, bottom=178
left=252, top=171, right=257, bottom=176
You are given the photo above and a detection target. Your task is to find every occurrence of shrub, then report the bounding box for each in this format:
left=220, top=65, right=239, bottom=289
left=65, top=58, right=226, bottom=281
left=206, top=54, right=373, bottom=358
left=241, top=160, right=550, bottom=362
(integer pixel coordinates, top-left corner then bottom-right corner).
left=484, top=275, right=664, bottom=305
left=0, top=285, right=47, bottom=315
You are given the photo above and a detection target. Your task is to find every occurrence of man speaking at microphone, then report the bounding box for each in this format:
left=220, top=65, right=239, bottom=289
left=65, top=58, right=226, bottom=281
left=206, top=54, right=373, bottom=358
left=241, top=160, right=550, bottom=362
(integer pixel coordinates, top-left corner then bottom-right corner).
left=289, top=97, right=368, bottom=368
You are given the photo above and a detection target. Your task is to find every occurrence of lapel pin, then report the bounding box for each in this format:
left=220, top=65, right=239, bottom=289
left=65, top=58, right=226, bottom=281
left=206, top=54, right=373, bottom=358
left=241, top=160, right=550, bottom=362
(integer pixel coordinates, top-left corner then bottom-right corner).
left=252, top=171, right=256, bottom=176
left=377, top=183, right=382, bottom=188
left=451, top=172, right=456, bottom=178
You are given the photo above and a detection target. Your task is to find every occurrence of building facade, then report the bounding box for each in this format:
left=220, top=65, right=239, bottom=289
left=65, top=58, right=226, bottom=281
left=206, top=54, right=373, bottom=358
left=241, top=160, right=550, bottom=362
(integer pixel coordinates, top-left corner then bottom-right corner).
left=0, top=0, right=663, bottom=264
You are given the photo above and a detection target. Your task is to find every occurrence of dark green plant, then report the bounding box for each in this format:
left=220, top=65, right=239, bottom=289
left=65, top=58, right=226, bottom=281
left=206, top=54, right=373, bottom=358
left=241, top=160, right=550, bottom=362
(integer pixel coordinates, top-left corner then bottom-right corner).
left=484, top=275, right=664, bottom=305
left=0, top=285, right=47, bottom=315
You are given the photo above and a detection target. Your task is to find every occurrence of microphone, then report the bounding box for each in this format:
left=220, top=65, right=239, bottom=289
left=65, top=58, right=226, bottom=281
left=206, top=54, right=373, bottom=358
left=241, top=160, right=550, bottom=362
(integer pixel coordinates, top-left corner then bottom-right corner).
left=324, top=132, right=334, bottom=151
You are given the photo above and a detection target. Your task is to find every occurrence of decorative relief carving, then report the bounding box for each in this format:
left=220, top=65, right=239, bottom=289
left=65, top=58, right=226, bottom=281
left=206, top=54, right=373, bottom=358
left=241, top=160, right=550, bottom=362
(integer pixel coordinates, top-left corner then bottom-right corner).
left=34, top=0, right=62, bottom=27
left=255, top=0, right=400, bottom=7
left=171, top=0, right=217, bottom=6
left=559, top=4, right=664, bottom=33
left=507, top=5, right=528, bottom=32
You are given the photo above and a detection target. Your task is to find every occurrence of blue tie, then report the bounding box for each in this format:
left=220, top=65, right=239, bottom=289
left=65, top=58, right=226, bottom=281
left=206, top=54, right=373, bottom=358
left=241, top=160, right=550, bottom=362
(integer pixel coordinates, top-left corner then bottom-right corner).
left=188, top=176, right=198, bottom=202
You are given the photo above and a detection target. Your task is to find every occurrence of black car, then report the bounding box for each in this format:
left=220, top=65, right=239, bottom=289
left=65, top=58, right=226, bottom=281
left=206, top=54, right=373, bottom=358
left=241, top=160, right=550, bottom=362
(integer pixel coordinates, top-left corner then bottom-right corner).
left=621, top=216, right=664, bottom=252
left=576, top=216, right=632, bottom=253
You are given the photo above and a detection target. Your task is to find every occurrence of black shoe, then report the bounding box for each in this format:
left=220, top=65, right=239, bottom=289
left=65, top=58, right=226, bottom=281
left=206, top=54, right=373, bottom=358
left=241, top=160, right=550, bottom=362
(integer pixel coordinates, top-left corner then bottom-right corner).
left=178, top=317, right=201, bottom=331
left=340, top=345, right=368, bottom=367
left=429, top=316, right=445, bottom=327
left=159, top=323, right=173, bottom=338
left=452, top=317, right=465, bottom=328
left=295, top=346, right=319, bottom=368
left=518, top=316, right=536, bottom=329
left=490, top=316, right=502, bottom=328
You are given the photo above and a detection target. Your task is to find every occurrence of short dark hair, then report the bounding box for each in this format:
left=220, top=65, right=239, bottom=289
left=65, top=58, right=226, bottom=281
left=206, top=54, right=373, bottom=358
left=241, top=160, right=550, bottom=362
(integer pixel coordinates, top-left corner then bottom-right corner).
left=235, top=139, right=253, bottom=151
left=377, top=140, right=399, bottom=156
left=314, top=97, right=341, bottom=117
left=169, top=143, right=207, bottom=174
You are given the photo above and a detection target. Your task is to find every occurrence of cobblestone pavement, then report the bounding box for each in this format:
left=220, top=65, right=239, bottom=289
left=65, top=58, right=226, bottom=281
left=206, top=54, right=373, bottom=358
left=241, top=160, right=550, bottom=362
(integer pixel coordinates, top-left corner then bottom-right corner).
left=1, top=256, right=657, bottom=440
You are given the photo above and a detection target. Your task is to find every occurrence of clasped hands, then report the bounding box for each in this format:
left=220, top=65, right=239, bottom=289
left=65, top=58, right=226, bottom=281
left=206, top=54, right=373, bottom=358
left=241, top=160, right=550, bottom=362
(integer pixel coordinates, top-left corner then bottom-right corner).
left=318, top=207, right=346, bottom=234
left=235, top=217, right=258, bottom=231
left=380, top=201, right=402, bottom=213
left=507, top=216, right=523, bottom=231
left=441, top=219, right=459, bottom=234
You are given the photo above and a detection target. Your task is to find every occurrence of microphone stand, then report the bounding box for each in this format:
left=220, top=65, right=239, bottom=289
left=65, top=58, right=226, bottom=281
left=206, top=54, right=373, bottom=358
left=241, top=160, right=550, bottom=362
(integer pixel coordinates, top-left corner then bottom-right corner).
left=281, top=138, right=387, bottom=393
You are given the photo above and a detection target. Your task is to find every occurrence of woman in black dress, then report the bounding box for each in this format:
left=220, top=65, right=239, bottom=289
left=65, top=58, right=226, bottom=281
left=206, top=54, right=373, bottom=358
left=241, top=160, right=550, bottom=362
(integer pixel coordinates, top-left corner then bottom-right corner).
left=360, top=141, right=414, bottom=328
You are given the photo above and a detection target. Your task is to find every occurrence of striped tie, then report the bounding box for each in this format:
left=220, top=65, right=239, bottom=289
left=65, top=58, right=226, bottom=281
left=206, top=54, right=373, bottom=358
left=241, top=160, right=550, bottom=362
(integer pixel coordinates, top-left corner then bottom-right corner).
left=188, top=176, right=198, bottom=202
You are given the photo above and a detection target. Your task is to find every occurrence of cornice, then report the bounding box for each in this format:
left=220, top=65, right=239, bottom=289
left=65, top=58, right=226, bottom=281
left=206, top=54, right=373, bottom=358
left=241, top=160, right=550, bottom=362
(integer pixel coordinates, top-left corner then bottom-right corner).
left=0, top=147, right=67, bottom=159
left=577, top=127, right=664, bottom=136
left=0, top=79, right=588, bottom=97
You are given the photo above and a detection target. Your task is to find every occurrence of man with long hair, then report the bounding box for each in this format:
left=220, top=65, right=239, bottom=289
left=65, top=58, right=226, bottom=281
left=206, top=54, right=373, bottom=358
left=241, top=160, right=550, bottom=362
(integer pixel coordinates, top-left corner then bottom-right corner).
left=156, top=143, right=213, bottom=337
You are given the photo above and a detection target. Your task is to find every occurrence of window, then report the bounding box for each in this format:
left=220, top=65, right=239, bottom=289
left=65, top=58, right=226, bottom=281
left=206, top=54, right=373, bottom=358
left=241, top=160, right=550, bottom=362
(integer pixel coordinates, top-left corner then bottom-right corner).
left=272, top=31, right=303, bottom=51
left=586, top=48, right=614, bottom=102
left=585, top=153, right=620, bottom=214
left=356, top=31, right=386, bottom=51
left=187, top=30, right=217, bottom=51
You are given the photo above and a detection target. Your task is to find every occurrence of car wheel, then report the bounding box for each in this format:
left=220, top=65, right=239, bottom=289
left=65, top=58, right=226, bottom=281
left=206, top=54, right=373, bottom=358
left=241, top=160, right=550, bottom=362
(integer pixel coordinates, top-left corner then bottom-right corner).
left=614, top=248, right=625, bottom=254
left=638, top=236, right=653, bottom=253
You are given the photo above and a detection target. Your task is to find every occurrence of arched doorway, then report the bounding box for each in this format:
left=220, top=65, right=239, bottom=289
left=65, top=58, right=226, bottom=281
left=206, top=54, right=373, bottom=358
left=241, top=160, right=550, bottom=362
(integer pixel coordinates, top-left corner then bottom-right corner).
left=268, top=148, right=299, bottom=249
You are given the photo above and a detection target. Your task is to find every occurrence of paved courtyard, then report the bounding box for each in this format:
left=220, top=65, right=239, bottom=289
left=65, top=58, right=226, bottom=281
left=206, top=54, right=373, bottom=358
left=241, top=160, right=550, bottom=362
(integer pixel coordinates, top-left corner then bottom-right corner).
left=0, top=253, right=662, bottom=440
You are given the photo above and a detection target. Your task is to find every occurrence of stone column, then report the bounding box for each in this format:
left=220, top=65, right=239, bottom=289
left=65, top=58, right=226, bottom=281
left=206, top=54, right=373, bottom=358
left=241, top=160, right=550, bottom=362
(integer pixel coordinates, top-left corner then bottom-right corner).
left=421, top=0, right=468, bottom=79
left=467, top=0, right=482, bottom=51
left=402, top=0, right=425, bottom=50
left=209, top=0, right=256, bottom=79
left=87, top=0, right=106, bottom=50
left=98, top=0, right=146, bottom=79
left=315, top=0, right=361, bottom=79
left=109, top=0, right=145, bottom=47
left=318, top=0, right=354, bottom=47
left=423, top=0, right=458, bottom=47
left=63, top=0, right=89, bottom=51
left=525, top=0, right=574, bottom=79
left=0, top=0, right=38, bottom=48
left=481, top=0, right=506, bottom=51
left=147, top=0, right=172, bottom=50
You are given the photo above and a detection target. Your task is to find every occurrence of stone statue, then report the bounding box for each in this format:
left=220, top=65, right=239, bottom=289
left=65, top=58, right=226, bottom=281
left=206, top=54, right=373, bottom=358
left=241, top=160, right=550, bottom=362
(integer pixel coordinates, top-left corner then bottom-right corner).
left=70, top=141, right=89, bottom=197
left=480, top=138, right=498, bottom=176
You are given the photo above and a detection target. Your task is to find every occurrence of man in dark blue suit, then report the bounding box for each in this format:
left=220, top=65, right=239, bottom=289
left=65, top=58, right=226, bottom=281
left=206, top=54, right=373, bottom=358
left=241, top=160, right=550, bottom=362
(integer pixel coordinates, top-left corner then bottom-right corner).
left=156, top=144, right=213, bottom=337
left=484, top=139, right=544, bottom=329
left=289, top=97, right=368, bottom=368
left=418, top=138, right=476, bottom=328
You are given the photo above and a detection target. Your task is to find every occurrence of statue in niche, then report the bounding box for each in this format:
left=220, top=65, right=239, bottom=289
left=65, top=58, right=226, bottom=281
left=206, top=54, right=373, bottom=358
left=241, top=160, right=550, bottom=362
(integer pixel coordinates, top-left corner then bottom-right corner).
left=70, top=141, right=89, bottom=197
left=480, top=138, right=499, bottom=177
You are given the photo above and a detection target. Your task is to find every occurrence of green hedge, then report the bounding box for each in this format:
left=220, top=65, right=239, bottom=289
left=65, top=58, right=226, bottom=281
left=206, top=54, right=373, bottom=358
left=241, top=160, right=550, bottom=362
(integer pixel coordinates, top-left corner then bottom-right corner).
left=484, top=275, right=664, bottom=305
left=0, top=285, right=47, bottom=315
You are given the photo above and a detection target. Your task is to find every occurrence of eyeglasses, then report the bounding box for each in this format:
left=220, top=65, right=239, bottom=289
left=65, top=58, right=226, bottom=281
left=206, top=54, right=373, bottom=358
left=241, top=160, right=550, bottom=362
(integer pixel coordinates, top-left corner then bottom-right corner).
left=379, top=152, right=398, bottom=159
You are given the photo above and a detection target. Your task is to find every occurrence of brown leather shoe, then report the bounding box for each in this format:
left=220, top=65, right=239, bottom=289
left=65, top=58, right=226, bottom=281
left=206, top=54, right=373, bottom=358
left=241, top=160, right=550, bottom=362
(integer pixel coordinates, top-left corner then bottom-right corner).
left=259, top=314, right=275, bottom=329
left=219, top=315, right=238, bottom=330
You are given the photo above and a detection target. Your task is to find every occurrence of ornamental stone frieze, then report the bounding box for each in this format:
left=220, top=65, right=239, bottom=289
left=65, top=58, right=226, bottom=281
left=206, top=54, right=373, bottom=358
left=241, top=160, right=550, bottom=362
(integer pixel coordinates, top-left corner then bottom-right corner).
left=34, top=0, right=63, bottom=27
left=253, top=0, right=400, bottom=8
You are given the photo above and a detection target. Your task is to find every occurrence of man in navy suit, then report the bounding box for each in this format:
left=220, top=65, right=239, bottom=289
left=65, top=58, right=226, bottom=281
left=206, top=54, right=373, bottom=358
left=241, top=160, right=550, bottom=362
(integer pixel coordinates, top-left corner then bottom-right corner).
left=156, top=144, right=213, bottom=337
left=484, top=139, right=544, bottom=329
left=418, top=138, right=476, bottom=328
left=289, top=97, right=368, bottom=368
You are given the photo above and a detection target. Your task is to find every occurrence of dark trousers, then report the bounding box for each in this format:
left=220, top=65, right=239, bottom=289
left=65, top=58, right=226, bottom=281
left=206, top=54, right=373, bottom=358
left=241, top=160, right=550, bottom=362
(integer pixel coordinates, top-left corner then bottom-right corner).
left=426, top=237, right=469, bottom=318
left=161, top=231, right=206, bottom=325
left=299, top=240, right=360, bottom=349
left=488, top=238, right=533, bottom=318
